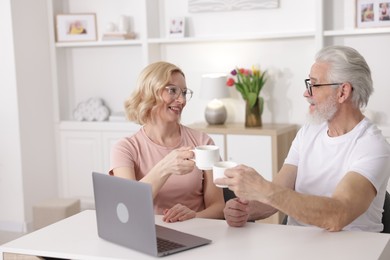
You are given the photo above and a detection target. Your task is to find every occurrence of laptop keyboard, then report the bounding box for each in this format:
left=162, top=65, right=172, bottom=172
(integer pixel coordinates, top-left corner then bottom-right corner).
left=157, top=237, right=185, bottom=253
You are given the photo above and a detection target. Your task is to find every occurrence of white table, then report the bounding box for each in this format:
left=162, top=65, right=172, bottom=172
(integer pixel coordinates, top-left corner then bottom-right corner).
left=1, top=210, right=390, bottom=260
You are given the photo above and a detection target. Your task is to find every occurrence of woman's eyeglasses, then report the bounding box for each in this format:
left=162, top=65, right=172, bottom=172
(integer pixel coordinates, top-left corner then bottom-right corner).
left=304, top=79, right=342, bottom=96
left=165, top=85, right=194, bottom=101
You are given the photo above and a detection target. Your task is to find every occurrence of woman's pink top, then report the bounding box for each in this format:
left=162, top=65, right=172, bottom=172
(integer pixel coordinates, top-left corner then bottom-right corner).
left=110, top=124, right=214, bottom=214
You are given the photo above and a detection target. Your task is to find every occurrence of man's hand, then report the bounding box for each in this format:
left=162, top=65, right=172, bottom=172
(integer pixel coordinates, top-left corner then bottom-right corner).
left=223, top=198, right=250, bottom=227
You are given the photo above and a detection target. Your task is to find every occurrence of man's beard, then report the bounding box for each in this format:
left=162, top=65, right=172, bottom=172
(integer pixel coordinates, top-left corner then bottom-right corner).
left=307, top=94, right=338, bottom=125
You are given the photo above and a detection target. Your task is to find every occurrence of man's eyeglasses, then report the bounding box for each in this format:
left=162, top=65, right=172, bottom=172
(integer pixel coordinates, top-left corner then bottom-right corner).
left=304, top=79, right=342, bottom=96
left=165, top=85, right=194, bottom=101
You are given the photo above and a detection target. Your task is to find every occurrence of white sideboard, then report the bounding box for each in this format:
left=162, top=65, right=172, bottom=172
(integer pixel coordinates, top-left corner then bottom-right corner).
left=58, top=121, right=141, bottom=208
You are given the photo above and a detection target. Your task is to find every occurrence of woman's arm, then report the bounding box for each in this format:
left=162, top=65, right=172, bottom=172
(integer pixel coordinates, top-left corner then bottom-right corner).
left=195, top=170, right=225, bottom=219
left=112, top=147, right=195, bottom=198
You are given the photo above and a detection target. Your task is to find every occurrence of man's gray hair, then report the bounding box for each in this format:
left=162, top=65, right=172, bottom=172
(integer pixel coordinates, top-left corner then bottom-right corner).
left=315, top=45, right=373, bottom=108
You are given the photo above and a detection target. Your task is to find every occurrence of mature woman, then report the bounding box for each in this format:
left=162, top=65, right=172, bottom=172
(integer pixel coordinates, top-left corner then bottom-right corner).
left=110, top=61, right=225, bottom=223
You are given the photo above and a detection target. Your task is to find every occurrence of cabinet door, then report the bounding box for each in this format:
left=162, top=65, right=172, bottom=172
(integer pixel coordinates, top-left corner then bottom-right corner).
left=60, top=131, right=103, bottom=199
left=226, top=134, right=273, bottom=181
left=208, top=134, right=225, bottom=160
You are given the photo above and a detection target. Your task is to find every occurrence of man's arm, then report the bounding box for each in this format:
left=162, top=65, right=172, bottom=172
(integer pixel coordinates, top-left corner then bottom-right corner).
left=220, top=164, right=376, bottom=231
left=247, top=164, right=298, bottom=220
left=266, top=171, right=376, bottom=231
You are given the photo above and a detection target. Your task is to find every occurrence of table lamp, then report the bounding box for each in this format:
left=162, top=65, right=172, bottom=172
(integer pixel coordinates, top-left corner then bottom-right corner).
left=200, top=73, right=230, bottom=125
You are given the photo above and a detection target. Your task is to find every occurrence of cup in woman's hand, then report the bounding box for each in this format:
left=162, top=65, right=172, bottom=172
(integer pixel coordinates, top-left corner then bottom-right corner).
left=191, top=145, right=220, bottom=170
left=213, top=161, right=237, bottom=188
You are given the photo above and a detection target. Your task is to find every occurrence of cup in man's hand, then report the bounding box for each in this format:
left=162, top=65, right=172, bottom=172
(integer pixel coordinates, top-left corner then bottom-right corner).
left=213, top=161, right=237, bottom=188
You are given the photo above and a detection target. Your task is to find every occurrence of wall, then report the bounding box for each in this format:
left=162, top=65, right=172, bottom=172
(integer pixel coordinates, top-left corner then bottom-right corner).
left=0, top=0, right=26, bottom=233
left=12, top=0, right=58, bottom=226
left=0, top=0, right=58, bottom=232
left=174, top=38, right=316, bottom=126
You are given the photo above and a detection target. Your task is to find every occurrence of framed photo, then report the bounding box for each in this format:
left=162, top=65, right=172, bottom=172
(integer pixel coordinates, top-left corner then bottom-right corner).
left=168, top=17, right=185, bottom=38
left=55, top=14, right=97, bottom=42
left=357, top=0, right=390, bottom=28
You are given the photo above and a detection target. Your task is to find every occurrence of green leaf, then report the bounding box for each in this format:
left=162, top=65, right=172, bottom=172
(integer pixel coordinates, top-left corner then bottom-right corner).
left=247, top=92, right=258, bottom=108
left=235, top=82, right=247, bottom=100
left=259, top=96, right=264, bottom=115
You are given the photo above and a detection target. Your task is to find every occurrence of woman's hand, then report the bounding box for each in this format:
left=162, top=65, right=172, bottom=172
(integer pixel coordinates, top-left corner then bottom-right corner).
left=142, top=146, right=196, bottom=198
left=157, top=146, right=195, bottom=177
left=162, top=203, right=196, bottom=222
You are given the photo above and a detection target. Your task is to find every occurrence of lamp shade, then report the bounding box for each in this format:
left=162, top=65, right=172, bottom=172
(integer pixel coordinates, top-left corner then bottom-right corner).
left=200, top=73, right=229, bottom=100
left=200, top=73, right=229, bottom=125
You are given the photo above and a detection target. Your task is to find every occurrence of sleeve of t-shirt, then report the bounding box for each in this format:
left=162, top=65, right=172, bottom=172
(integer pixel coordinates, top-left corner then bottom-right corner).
left=284, top=125, right=305, bottom=166
left=109, top=137, right=137, bottom=175
left=349, top=133, right=390, bottom=192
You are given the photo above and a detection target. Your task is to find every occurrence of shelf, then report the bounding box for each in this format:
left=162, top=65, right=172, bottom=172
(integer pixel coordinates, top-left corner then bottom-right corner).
left=55, top=39, right=143, bottom=48
left=324, top=27, right=390, bottom=37
left=189, top=122, right=298, bottom=136
left=148, top=30, right=316, bottom=44
left=59, top=121, right=141, bottom=131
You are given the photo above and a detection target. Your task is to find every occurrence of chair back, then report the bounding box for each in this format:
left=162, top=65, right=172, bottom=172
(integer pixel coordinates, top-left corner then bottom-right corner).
left=223, top=188, right=236, bottom=202
left=381, top=191, right=390, bottom=233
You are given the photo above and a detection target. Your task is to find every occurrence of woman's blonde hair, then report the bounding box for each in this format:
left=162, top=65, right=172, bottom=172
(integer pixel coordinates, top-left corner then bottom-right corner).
left=124, top=61, right=185, bottom=125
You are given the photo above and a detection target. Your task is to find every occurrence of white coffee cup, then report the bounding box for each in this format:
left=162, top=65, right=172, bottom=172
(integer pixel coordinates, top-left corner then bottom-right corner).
left=213, top=161, right=238, bottom=188
left=192, top=145, right=220, bottom=170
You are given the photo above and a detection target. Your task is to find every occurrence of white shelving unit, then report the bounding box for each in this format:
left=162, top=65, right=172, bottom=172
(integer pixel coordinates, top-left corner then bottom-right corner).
left=323, top=27, right=390, bottom=36
left=47, top=0, right=320, bottom=122
left=47, top=0, right=390, bottom=203
left=55, top=40, right=143, bottom=48
left=47, top=0, right=390, bottom=124
left=147, top=30, right=316, bottom=44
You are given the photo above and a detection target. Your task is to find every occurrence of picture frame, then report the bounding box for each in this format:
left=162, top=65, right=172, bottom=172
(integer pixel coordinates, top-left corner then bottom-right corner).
left=356, top=0, right=390, bottom=28
left=55, top=14, right=97, bottom=42
left=168, top=17, right=185, bottom=38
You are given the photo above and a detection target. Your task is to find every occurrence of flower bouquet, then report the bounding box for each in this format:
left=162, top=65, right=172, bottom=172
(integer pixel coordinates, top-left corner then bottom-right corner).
left=226, top=66, right=267, bottom=127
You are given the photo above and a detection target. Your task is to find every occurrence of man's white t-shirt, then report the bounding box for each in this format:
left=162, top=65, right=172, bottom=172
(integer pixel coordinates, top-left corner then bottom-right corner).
left=284, top=118, right=390, bottom=232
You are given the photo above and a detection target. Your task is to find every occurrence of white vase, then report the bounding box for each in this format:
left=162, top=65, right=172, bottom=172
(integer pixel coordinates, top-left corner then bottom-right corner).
left=118, top=15, right=129, bottom=33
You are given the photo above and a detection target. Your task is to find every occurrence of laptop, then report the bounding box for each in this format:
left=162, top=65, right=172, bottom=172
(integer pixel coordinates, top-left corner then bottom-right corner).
left=92, top=172, right=212, bottom=257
